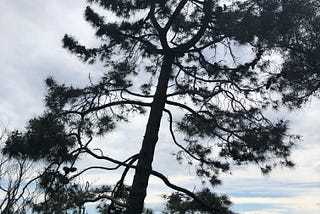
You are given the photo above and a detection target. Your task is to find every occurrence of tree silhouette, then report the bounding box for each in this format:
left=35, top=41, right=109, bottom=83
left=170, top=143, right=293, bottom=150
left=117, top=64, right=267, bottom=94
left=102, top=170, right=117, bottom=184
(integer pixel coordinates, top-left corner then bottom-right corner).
left=163, top=188, right=232, bottom=214
left=4, top=0, right=320, bottom=213
left=0, top=126, right=37, bottom=214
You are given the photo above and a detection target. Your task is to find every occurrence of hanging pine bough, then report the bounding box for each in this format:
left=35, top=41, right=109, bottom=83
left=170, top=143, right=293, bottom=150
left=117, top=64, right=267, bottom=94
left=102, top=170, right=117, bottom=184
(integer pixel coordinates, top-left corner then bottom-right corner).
left=3, top=0, right=320, bottom=213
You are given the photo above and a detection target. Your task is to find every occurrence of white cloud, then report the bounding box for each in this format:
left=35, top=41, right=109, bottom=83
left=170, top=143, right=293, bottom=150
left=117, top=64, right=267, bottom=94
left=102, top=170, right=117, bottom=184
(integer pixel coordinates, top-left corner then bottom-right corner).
left=232, top=193, right=320, bottom=214
left=240, top=210, right=286, bottom=214
left=0, top=0, right=103, bottom=129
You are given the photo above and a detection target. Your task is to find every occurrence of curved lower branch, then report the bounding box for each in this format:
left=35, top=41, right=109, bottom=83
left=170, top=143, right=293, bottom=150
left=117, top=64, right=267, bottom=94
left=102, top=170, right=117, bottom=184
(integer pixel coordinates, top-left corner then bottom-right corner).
left=150, top=170, right=218, bottom=213
left=174, top=0, right=213, bottom=52
left=61, top=100, right=152, bottom=116
left=109, top=155, right=139, bottom=212
left=166, top=100, right=198, bottom=115
left=83, top=194, right=126, bottom=207
left=84, top=148, right=138, bottom=170
left=164, top=109, right=201, bottom=161
left=69, top=166, right=121, bottom=180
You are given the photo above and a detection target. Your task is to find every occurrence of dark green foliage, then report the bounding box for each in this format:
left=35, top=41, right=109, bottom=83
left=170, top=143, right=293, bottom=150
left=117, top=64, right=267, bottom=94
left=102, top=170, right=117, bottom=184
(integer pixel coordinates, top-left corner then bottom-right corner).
left=87, top=0, right=148, bottom=18
left=3, top=114, right=75, bottom=162
left=178, top=109, right=296, bottom=176
left=45, top=77, right=84, bottom=113
left=224, top=0, right=320, bottom=107
left=96, top=185, right=130, bottom=214
left=30, top=179, right=93, bottom=213
left=163, top=188, right=233, bottom=214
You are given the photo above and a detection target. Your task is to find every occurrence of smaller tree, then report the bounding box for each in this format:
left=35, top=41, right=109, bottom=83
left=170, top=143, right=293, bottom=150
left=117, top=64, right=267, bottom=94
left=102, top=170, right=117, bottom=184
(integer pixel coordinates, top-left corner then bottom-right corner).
left=163, top=188, right=233, bottom=214
left=0, top=126, right=36, bottom=214
left=0, top=156, right=35, bottom=214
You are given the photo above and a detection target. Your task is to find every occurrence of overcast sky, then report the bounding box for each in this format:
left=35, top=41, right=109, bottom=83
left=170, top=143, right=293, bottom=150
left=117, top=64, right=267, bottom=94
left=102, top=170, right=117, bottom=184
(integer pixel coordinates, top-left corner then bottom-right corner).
left=1, top=1, right=320, bottom=213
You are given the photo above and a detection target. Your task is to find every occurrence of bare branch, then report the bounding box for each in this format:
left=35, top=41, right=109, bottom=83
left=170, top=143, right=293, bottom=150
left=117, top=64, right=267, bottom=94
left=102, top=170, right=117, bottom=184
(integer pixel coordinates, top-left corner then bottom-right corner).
left=164, top=109, right=202, bottom=161
left=150, top=170, right=218, bottom=213
left=84, top=148, right=138, bottom=170
left=82, top=194, right=126, bottom=207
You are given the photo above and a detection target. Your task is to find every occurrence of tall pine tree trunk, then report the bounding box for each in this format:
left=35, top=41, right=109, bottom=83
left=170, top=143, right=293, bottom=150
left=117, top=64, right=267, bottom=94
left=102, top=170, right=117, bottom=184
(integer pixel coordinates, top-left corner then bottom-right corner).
left=126, top=54, right=174, bottom=213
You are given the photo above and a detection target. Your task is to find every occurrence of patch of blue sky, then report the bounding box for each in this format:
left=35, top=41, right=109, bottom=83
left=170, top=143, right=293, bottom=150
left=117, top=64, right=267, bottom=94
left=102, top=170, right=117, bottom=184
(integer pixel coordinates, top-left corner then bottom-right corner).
left=227, top=191, right=292, bottom=198
left=225, top=182, right=320, bottom=196
left=217, top=180, right=320, bottom=194
left=286, top=182, right=320, bottom=188
left=232, top=203, right=287, bottom=213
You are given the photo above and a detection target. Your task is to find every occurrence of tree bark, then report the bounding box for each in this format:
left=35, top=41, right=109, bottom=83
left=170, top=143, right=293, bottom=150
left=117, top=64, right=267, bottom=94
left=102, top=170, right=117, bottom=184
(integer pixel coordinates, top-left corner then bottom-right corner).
left=125, top=53, right=174, bottom=213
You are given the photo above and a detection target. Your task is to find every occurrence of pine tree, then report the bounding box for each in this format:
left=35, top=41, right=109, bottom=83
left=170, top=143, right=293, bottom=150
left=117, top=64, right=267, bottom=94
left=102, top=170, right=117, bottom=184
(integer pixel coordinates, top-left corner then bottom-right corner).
left=163, top=188, right=232, bottom=214
left=4, top=0, right=320, bottom=213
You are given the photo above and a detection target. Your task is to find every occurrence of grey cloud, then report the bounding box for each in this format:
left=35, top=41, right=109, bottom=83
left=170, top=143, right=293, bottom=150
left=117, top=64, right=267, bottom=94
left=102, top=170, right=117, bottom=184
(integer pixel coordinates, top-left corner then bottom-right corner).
left=0, top=0, right=103, bottom=128
left=314, top=163, right=320, bottom=173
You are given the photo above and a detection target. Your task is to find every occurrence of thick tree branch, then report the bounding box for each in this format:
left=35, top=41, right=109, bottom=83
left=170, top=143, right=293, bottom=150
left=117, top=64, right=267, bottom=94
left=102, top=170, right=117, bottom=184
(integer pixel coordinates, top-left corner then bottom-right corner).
left=109, top=155, right=139, bottom=212
left=149, top=1, right=164, bottom=33
left=164, top=0, right=189, bottom=32
left=84, top=148, right=138, bottom=170
left=173, top=0, right=213, bottom=52
left=149, top=1, right=171, bottom=51
left=121, top=32, right=165, bottom=54
left=150, top=170, right=218, bottom=213
left=60, top=100, right=151, bottom=116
